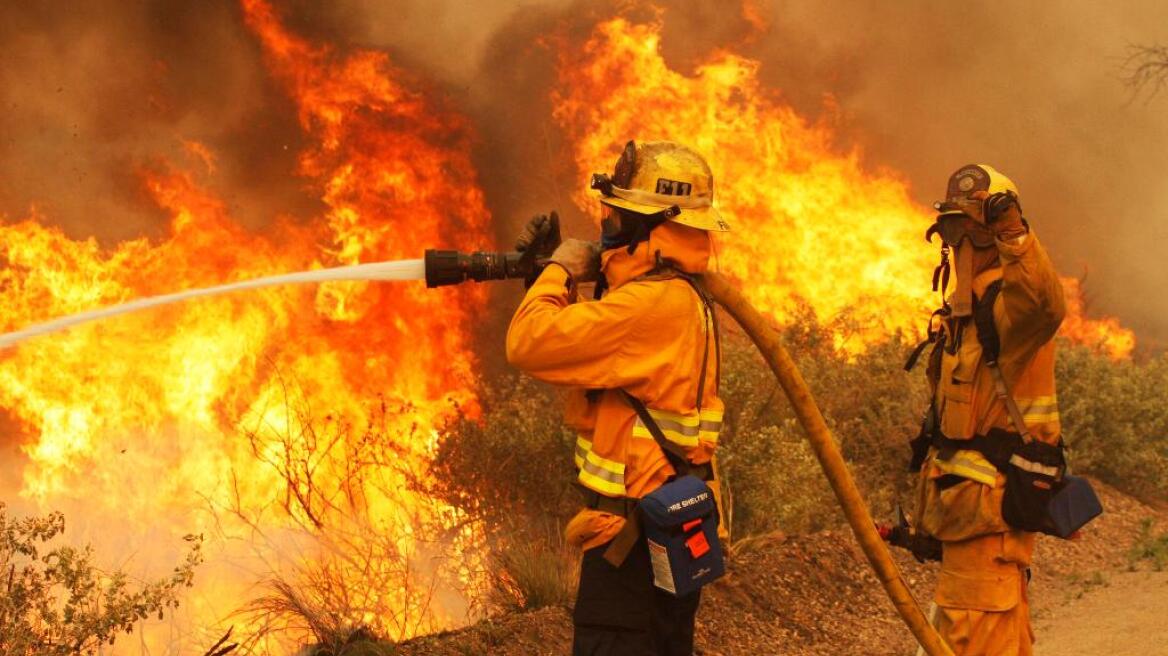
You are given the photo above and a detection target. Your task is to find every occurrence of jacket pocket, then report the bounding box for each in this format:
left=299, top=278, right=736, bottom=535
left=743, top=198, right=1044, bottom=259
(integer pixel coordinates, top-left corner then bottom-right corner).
left=939, top=340, right=981, bottom=439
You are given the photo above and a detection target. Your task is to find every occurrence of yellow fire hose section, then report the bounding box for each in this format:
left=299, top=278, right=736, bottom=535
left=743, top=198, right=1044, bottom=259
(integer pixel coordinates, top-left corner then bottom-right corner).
left=700, top=272, right=954, bottom=656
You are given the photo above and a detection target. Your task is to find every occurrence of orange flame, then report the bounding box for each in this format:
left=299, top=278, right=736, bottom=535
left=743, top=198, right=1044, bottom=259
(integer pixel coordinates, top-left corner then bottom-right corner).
left=0, top=0, right=491, bottom=649
left=1060, top=277, right=1136, bottom=358
left=551, top=15, right=1135, bottom=358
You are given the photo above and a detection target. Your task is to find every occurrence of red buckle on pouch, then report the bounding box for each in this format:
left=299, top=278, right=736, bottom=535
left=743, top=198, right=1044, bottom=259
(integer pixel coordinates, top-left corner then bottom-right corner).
left=682, top=519, right=702, bottom=532
left=686, top=530, right=710, bottom=558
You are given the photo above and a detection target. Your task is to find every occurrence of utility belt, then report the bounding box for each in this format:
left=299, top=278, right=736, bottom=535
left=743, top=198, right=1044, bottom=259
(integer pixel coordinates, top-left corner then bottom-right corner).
left=918, top=424, right=1100, bottom=539
left=929, top=427, right=1061, bottom=476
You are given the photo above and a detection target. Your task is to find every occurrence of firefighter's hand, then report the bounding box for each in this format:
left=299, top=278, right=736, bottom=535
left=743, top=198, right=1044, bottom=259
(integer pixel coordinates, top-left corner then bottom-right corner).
left=548, top=239, right=600, bottom=283
left=515, top=211, right=562, bottom=259
left=973, top=191, right=1026, bottom=239
left=988, top=198, right=1026, bottom=239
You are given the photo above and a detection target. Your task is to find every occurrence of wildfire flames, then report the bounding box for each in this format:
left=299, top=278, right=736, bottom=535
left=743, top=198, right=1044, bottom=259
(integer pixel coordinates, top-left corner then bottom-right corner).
left=0, top=2, right=1137, bottom=653
left=554, top=15, right=1136, bottom=359
left=1, top=0, right=490, bottom=650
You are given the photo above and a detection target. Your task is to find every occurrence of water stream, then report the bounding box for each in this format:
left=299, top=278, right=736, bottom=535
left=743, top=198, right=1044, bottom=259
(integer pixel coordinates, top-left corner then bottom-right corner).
left=0, top=258, right=427, bottom=349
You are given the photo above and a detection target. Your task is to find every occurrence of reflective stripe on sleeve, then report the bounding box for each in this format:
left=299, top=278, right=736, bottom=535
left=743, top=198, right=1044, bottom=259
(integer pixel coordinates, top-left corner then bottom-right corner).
left=574, top=435, right=591, bottom=469
left=575, top=445, right=627, bottom=497
left=1017, top=395, right=1060, bottom=425
left=631, top=407, right=724, bottom=447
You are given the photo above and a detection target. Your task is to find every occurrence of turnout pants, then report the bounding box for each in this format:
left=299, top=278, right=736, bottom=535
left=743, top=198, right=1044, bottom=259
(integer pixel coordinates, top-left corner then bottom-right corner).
left=933, top=532, right=1035, bottom=656
left=573, top=537, right=701, bottom=656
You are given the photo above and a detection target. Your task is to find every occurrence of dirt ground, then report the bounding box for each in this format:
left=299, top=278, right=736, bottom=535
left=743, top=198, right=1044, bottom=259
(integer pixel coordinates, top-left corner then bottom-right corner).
left=396, top=480, right=1166, bottom=656
left=1034, top=570, right=1168, bottom=656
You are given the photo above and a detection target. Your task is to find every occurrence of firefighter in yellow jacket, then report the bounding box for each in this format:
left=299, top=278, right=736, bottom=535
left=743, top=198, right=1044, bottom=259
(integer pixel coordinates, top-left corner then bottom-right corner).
left=910, top=164, right=1066, bottom=655
left=507, top=140, right=727, bottom=656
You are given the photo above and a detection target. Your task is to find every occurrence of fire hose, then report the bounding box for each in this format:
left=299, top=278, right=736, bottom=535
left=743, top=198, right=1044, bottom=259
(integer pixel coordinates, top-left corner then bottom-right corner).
left=424, top=250, right=954, bottom=656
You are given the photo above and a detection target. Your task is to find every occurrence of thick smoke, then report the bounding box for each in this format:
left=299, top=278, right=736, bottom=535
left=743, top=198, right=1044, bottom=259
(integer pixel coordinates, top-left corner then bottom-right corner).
left=741, top=0, right=1168, bottom=346
left=0, top=1, right=319, bottom=241
left=1, top=0, right=1165, bottom=343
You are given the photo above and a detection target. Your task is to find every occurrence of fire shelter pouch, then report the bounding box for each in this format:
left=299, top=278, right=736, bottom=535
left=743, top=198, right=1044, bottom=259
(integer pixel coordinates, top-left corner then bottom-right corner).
left=639, top=474, right=724, bottom=597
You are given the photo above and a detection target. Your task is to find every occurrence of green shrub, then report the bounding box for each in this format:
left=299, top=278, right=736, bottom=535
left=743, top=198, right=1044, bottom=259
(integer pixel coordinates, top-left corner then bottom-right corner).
left=0, top=503, right=202, bottom=656
left=428, top=374, right=580, bottom=532
left=1127, top=518, right=1168, bottom=571
left=717, top=310, right=923, bottom=537
left=1056, top=341, right=1168, bottom=501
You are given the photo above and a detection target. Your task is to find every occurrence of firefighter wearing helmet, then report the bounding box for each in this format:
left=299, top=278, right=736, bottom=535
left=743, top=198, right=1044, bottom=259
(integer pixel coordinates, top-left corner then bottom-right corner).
left=904, top=164, right=1070, bottom=655
left=507, top=140, right=729, bottom=655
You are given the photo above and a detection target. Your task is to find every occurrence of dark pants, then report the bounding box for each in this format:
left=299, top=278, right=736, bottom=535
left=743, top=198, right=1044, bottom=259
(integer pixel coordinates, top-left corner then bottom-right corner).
left=572, top=538, right=702, bottom=656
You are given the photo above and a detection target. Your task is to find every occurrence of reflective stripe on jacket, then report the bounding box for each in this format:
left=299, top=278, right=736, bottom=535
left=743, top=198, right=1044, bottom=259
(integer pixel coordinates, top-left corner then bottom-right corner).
left=506, top=222, right=722, bottom=550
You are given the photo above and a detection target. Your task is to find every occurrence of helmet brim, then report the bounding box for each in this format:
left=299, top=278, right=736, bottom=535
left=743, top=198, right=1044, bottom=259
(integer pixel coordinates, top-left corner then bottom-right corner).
left=597, top=194, right=731, bottom=232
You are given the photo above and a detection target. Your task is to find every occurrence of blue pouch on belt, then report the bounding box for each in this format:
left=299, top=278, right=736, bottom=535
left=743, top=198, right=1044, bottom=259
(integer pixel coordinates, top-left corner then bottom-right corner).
left=639, top=474, right=724, bottom=596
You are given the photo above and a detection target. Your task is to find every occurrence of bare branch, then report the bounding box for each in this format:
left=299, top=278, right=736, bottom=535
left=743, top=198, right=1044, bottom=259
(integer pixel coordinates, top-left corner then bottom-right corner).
left=1123, top=43, right=1168, bottom=101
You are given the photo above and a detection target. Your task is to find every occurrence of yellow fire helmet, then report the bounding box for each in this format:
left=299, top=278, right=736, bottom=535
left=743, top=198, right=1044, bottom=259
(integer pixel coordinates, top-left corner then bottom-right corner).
left=590, top=140, right=730, bottom=232
left=936, top=163, right=1019, bottom=218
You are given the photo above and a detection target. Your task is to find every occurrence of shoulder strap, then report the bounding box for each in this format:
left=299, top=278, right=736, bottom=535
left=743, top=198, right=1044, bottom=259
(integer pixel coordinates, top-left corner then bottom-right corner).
left=973, top=280, right=1004, bottom=363
left=620, top=263, right=719, bottom=479
left=635, top=263, right=721, bottom=407
left=621, top=390, right=691, bottom=476
left=904, top=307, right=949, bottom=372
left=675, top=273, right=720, bottom=408
left=973, top=280, right=1034, bottom=444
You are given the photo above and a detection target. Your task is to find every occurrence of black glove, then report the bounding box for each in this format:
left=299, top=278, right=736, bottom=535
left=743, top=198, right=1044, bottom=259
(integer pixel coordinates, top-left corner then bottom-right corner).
left=984, top=191, right=1027, bottom=239
left=515, top=211, right=562, bottom=258
left=515, top=211, right=562, bottom=287
left=984, top=191, right=1019, bottom=224
left=878, top=508, right=942, bottom=563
